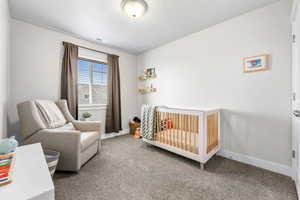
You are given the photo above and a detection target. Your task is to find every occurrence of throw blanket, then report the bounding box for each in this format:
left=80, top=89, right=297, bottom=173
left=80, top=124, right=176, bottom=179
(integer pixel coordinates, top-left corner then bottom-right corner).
left=141, top=105, right=157, bottom=140
left=35, top=100, right=67, bottom=129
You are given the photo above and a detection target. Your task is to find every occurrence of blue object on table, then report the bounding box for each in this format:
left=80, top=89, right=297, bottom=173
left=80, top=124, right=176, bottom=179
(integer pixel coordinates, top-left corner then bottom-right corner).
left=0, top=136, right=19, bottom=155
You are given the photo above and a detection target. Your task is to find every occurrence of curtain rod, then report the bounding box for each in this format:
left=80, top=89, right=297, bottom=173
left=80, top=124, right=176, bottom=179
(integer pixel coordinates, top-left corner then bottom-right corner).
left=63, top=41, right=118, bottom=56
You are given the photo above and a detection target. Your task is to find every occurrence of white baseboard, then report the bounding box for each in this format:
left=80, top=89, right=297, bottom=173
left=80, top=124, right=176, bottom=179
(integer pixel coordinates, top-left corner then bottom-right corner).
left=296, top=179, right=300, bottom=200
left=294, top=172, right=300, bottom=199
left=101, top=128, right=130, bottom=140
left=217, top=149, right=294, bottom=178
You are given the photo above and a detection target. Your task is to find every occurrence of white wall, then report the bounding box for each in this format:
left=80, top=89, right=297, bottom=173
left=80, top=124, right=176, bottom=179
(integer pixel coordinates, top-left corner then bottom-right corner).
left=137, top=0, right=292, bottom=166
left=0, top=0, right=10, bottom=139
left=9, top=19, right=138, bottom=140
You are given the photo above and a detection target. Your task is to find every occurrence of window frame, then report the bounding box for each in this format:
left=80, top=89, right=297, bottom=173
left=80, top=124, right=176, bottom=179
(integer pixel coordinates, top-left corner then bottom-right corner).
left=78, top=57, right=108, bottom=107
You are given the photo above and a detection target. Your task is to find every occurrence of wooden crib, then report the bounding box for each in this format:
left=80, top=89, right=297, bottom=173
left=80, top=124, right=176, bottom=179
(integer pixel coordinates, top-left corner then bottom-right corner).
left=143, top=106, right=220, bottom=169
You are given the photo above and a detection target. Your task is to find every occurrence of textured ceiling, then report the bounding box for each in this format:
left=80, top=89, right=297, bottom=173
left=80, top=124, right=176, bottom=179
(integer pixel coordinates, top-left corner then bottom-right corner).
left=9, top=0, right=279, bottom=54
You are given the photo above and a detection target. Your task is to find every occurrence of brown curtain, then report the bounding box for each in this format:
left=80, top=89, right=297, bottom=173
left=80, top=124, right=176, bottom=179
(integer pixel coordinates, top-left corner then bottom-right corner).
left=105, top=54, right=122, bottom=133
left=61, top=42, right=78, bottom=119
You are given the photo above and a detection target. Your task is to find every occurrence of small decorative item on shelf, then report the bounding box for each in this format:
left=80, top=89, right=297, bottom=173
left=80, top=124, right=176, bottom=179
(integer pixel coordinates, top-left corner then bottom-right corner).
left=0, top=136, right=19, bottom=186
left=138, top=67, right=156, bottom=80
left=82, top=112, right=92, bottom=121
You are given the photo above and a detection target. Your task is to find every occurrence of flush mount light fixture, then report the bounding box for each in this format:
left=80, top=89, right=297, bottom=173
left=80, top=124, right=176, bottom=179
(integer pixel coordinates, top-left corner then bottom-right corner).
left=121, top=0, right=148, bottom=19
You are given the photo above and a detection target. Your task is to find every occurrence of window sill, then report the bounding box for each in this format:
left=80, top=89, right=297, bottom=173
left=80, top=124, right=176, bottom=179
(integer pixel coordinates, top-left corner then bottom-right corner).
left=78, top=104, right=107, bottom=110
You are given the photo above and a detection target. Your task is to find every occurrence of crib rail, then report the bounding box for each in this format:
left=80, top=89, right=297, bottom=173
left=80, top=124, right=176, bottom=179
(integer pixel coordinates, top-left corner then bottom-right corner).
left=155, top=111, right=199, bottom=154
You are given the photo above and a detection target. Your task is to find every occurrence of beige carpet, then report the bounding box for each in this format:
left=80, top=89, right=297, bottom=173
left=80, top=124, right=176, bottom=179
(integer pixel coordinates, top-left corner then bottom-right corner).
left=54, top=135, right=297, bottom=200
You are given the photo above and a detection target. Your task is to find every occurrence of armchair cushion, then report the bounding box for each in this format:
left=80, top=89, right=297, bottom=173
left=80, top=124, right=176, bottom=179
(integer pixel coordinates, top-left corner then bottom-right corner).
left=80, top=131, right=100, bottom=151
left=35, top=100, right=67, bottom=129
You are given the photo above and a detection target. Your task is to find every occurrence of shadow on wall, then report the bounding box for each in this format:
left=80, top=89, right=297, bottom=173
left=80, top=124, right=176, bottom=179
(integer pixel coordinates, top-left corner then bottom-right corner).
left=220, top=109, right=290, bottom=164
left=7, top=116, right=23, bottom=143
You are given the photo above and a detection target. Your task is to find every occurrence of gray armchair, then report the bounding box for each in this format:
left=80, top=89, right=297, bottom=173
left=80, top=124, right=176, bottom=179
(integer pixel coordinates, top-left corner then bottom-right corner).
left=17, top=99, right=101, bottom=172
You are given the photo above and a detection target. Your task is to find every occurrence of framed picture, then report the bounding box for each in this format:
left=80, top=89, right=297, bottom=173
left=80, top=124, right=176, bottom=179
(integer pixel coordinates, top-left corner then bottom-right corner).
left=243, top=54, right=268, bottom=72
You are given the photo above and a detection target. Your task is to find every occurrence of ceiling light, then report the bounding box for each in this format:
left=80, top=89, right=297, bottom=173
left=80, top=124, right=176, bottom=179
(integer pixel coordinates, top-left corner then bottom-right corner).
left=121, top=0, right=148, bottom=19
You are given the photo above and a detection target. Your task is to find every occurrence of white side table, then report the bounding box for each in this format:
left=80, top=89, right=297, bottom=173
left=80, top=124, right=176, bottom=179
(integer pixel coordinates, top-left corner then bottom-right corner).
left=0, top=143, right=55, bottom=200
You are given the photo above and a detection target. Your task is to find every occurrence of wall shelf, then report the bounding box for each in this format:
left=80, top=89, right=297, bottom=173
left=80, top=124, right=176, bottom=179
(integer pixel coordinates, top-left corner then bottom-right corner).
left=138, top=88, right=157, bottom=94
left=138, top=67, right=157, bottom=94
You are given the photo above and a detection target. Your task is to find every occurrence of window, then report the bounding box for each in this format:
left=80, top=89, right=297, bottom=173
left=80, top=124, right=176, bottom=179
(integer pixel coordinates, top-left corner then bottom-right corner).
left=78, top=58, right=108, bottom=105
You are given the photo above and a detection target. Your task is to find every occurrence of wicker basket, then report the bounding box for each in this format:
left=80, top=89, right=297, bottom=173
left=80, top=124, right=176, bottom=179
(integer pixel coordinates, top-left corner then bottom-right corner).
left=0, top=152, right=16, bottom=186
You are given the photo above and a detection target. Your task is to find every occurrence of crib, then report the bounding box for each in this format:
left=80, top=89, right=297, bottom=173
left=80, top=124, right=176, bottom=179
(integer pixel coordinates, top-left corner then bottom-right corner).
left=142, top=106, right=220, bottom=169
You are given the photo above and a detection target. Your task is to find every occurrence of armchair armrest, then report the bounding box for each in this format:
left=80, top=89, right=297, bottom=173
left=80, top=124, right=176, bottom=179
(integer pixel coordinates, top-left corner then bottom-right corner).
left=25, top=129, right=82, bottom=171
left=73, top=121, right=101, bottom=133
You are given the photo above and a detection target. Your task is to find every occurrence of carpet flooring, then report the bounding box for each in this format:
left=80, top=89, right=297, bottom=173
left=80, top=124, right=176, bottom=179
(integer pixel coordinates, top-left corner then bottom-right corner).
left=54, top=135, right=297, bottom=200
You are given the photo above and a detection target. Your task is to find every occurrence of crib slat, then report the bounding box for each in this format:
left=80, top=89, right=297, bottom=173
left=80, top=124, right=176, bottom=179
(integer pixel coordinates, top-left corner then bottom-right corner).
left=155, top=111, right=158, bottom=141
left=180, top=114, right=183, bottom=150
left=187, top=114, right=190, bottom=152
left=197, top=115, right=199, bottom=153
left=170, top=113, right=173, bottom=147
left=159, top=112, right=164, bottom=143
left=173, top=113, right=176, bottom=147
left=167, top=112, right=171, bottom=146
left=191, top=115, right=194, bottom=153
left=169, top=113, right=172, bottom=146
left=184, top=115, right=187, bottom=150
left=165, top=112, right=168, bottom=145
left=169, top=112, right=172, bottom=146
left=172, top=113, right=175, bottom=148
left=167, top=112, right=170, bottom=146
left=171, top=113, right=176, bottom=147
left=189, top=115, right=192, bottom=153
left=182, top=114, right=184, bottom=150
left=186, top=114, right=189, bottom=151
left=194, top=116, right=197, bottom=153
left=176, top=113, right=179, bottom=148
left=159, top=111, right=162, bottom=143
left=163, top=112, right=166, bottom=145
left=191, top=115, right=195, bottom=153
left=196, top=115, right=199, bottom=133
left=161, top=112, right=164, bottom=144
left=164, top=112, right=166, bottom=145
left=183, top=114, right=186, bottom=150
left=177, top=113, right=180, bottom=149
left=197, top=115, right=200, bottom=154
left=157, top=111, right=161, bottom=142
left=157, top=111, right=160, bottom=142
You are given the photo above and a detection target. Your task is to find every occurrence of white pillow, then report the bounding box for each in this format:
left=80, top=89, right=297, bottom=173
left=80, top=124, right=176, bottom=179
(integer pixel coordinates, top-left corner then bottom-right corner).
left=35, top=100, right=67, bottom=129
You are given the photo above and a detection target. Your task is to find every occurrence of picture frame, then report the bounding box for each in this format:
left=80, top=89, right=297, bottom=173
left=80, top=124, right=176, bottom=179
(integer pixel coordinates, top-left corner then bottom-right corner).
left=243, top=54, right=268, bottom=72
